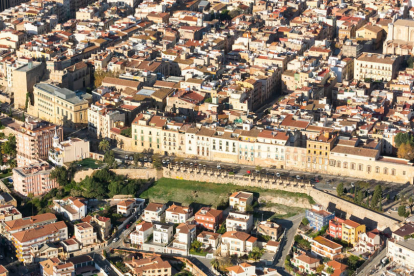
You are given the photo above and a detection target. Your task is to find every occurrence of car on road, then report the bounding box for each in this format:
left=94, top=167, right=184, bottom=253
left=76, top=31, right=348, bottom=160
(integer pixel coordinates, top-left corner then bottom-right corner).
left=276, top=173, right=281, bottom=177
left=217, top=164, right=221, bottom=170
left=296, top=175, right=301, bottom=180
left=125, top=155, right=129, bottom=160
left=112, top=237, right=119, bottom=243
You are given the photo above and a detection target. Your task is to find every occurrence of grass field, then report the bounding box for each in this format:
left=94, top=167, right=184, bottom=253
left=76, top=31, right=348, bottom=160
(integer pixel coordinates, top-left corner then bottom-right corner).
left=140, top=178, right=314, bottom=211
left=75, top=158, right=103, bottom=169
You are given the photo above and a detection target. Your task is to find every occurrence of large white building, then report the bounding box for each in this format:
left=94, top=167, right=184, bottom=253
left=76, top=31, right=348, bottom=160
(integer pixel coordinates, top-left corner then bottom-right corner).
left=49, top=135, right=90, bottom=166
left=88, top=104, right=125, bottom=139
left=53, top=197, right=87, bottom=221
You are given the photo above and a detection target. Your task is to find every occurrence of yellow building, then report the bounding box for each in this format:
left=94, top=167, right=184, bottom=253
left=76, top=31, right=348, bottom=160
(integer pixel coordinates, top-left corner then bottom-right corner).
left=341, top=219, right=366, bottom=245
left=28, top=82, right=92, bottom=128
left=305, top=132, right=337, bottom=173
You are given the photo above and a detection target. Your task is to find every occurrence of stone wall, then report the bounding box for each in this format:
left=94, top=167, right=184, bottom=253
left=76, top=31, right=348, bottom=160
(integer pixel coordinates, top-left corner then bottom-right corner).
left=163, top=167, right=400, bottom=232
left=73, top=168, right=161, bottom=182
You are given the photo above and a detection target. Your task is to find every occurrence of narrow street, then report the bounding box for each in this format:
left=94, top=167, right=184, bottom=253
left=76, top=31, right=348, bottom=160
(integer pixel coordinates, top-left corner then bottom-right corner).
left=274, top=213, right=304, bottom=271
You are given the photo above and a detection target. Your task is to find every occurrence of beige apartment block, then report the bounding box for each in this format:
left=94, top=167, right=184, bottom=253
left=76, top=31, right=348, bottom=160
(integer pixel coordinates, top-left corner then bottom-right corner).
left=13, top=61, right=46, bottom=109
left=49, top=137, right=89, bottom=166
left=354, top=53, right=401, bottom=81
left=13, top=162, right=58, bottom=197
left=28, top=82, right=92, bottom=128
left=16, top=118, right=63, bottom=167
left=12, top=221, right=67, bottom=263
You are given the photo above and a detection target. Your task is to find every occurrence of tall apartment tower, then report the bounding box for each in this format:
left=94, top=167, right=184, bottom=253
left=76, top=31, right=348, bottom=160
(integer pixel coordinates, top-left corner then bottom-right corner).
left=16, top=118, right=63, bottom=167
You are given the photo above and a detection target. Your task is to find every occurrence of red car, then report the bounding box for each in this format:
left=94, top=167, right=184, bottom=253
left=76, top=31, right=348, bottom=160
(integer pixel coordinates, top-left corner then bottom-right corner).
left=126, top=224, right=131, bottom=229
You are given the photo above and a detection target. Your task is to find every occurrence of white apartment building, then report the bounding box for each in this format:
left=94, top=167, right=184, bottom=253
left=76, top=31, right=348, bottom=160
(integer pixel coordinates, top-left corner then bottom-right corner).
left=49, top=136, right=89, bottom=166
left=229, top=191, right=254, bottom=212
left=53, top=197, right=87, bottom=221
left=153, top=223, right=173, bottom=245
left=130, top=221, right=153, bottom=245
left=143, top=203, right=166, bottom=222
left=117, top=200, right=136, bottom=217
left=168, top=223, right=196, bottom=254
left=387, top=238, right=414, bottom=269
left=12, top=221, right=68, bottom=263
left=197, top=231, right=221, bottom=249
left=88, top=104, right=125, bottom=139
left=221, top=231, right=257, bottom=256
left=165, top=204, right=192, bottom=224
left=226, top=211, right=254, bottom=233
left=74, top=222, right=97, bottom=246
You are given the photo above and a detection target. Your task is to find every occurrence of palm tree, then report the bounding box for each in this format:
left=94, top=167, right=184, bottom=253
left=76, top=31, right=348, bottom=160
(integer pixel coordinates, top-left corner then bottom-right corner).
left=99, top=139, right=110, bottom=153
left=210, top=259, right=219, bottom=271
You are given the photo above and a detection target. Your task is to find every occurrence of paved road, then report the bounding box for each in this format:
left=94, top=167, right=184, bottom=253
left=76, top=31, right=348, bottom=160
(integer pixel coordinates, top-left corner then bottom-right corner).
left=90, top=252, right=118, bottom=276
left=274, top=213, right=304, bottom=270
left=356, top=248, right=387, bottom=276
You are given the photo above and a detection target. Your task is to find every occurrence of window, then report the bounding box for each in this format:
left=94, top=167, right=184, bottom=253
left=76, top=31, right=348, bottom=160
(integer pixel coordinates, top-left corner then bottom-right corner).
left=351, top=163, right=355, bottom=170
left=337, top=161, right=341, bottom=167
left=391, top=169, right=396, bottom=176
left=375, top=167, right=380, bottom=173
left=343, top=162, right=348, bottom=169
left=367, top=166, right=371, bottom=173
left=358, top=164, right=363, bottom=171
left=383, top=168, right=388, bottom=175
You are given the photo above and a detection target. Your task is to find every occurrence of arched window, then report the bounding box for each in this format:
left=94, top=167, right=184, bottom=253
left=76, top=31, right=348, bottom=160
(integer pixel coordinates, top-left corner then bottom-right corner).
left=383, top=168, right=388, bottom=175
left=343, top=162, right=348, bottom=169
left=367, top=166, right=371, bottom=173
left=375, top=166, right=380, bottom=173
left=358, top=164, right=363, bottom=171
left=391, top=169, right=396, bottom=176
left=351, top=163, right=356, bottom=170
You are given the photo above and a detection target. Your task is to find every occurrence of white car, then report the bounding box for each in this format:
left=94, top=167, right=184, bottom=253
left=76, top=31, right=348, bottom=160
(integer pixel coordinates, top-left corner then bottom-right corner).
left=112, top=237, right=119, bottom=243
left=276, top=173, right=281, bottom=177
left=296, top=175, right=301, bottom=180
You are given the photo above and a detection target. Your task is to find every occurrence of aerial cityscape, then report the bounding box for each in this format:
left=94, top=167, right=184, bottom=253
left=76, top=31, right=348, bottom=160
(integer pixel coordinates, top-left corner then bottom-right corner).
left=0, top=0, right=413, bottom=275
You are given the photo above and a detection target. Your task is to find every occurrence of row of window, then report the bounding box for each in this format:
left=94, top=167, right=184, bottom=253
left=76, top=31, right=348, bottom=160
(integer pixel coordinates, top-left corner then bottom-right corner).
left=329, top=160, right=404, bottom=175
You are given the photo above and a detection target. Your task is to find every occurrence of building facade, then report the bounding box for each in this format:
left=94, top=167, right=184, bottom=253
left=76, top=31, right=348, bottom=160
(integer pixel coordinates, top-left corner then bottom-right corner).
left=13, top=162, right=58, bottom=196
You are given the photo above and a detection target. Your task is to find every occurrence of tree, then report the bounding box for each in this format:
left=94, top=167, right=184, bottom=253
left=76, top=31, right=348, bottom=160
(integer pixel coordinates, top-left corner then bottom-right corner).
left=99, top=139, right=110, bottom=153
left=398, top=143, right=414, bottom=160
left=316, top=265, right=325, bottom=274
left=378, top=200, right=383, bottom=212
left=326, top=266, right=335, bottom=275
left=103, top=150, right=117, bottom=168
left=407, top=55, right=414, bottom=68
left=398, top=205, right=410, bottom=218
left=355, top=190, right=363, bottom=205
left=302, top=217, right=309, bottom=226
left=120, top=128, right=132, bottom=138
left=210, top=259, right=219, bottom=270
left=133, top=153, right=140, bottom=167
left=190, top=240, right=203, bottom=251
left=395, top=132, right=414, bottom=147
left=50, top=166, right=69, bottom=187
left=93, top=69, right=120, bottom=88
left=371, top=185, right=382, bottom=208
left=2, top=134, right=16, bottom=157
left=7, top=159, right=16, bottom=169
left=248, top=247, right=264, bottom=261
left=337, top=182, right=344, bottom=197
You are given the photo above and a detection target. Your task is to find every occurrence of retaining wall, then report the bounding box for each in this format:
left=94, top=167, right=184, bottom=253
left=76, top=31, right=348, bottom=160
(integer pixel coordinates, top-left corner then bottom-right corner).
left=163, top=167, right=400, bottom=232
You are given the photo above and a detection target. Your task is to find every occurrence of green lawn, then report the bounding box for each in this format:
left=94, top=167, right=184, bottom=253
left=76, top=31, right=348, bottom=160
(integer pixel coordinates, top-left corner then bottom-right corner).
left=0, top=169, right=12, bottom=179
left=140, top=178, right=314, bottom=209
left=76, top=158, right=103, bottom=169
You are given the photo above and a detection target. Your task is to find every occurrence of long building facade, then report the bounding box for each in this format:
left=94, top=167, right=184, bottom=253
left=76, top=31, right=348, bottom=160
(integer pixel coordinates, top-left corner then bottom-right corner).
left=130, top=114, right=414, bottom=184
